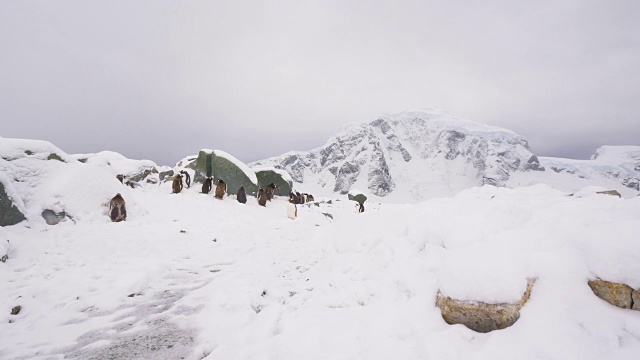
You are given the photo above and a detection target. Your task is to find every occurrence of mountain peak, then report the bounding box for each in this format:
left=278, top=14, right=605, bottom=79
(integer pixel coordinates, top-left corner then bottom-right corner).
left=251, top=110, right=543, bottom=202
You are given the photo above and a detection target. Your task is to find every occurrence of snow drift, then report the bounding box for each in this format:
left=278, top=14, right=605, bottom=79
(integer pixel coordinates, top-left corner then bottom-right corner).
left=0, top=138, right=145, bottom=225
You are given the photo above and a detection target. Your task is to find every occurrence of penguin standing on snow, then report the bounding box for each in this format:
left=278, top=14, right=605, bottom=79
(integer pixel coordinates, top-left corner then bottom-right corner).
left=287, top=202, right=297, bottom=220
left=237, top=186, right=247, bottom=204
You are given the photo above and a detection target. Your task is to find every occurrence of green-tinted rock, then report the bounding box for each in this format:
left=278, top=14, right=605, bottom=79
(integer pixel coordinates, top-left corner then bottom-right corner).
left=193, top=151, right=213, bottom=184
left=0, top=181, right=26, bottom=227
left=41, top=209, right=66, bottom=225
left=127, top=168, right=154, bottom=183
left=192, top=150, right=258, bottom=196
left=159, top=169, right=175, bottom=182
left=596, top=190, right=622, bottom=198
left=212, top=153, right=258, bottom=196
left=47, top=153, right=64, bottom=162
left=348, top=193, right=367, bottom=205
left=255, top=169, right=293, bottom=196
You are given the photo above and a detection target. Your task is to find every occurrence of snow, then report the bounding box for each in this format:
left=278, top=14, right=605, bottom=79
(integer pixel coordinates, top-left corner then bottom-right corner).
left=381, top=109, right=518, bottom=136
left=592, top=145, right=640, bottom=161
left=2, top=173, right=640, bottom=359
left=176, top=154, right=198, bottom=168
left=0, top=228, right=11, bottom=261
left=348, top=188, right=365, bottom=195
left=2, top=137, right=640, bottom=359
left=72, top=151, right=157, bottom=177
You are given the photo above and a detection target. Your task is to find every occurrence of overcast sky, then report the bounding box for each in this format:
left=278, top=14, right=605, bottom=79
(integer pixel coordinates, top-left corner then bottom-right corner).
left=1, top=0, right=639, bottom=166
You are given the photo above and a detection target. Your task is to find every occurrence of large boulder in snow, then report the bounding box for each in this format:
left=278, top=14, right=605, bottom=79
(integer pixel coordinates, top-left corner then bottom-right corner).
left=0, top=180, right=26, bottom=226
left=588, top=279, right=638, bottom=310
left=192, top=149, right=258, bottom=196
left=347, top=190, right=367, bottom=205
left=436, top=278, right=535, bottom=333
left=253, top=167, right=293, bottom=196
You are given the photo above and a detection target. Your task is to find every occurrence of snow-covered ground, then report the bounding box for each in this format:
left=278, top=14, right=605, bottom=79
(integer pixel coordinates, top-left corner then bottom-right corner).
left=2, top=179, right=640, bottom=359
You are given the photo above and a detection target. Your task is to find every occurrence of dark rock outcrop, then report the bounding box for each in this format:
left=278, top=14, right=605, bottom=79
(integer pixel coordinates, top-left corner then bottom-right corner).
left=0, top=181, right=26, bottom=227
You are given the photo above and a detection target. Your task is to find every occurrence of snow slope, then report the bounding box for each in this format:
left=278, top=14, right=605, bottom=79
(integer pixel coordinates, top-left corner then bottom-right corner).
left=2, top=180, right=640, bottom=359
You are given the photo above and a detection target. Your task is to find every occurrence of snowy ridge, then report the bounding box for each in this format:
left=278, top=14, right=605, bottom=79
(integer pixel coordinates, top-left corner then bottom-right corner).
left=72, top=151, right=158, bottom=177
left=251, top=110, right=543, bottom=202
left=507, top=145, right=640, bottom=197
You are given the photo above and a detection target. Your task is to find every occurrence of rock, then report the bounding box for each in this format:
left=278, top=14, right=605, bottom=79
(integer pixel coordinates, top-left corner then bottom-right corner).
left=159, top=169, right=175, bottom=182
left=595, top=190, right=622, bottom=198
left=633, top=290, right=640, bottom=311
left=347, top=193, right=367, bottom=205
left=192, top=150, right=259, bottom=196
left=334, top=162, right=362, bottom=194
left=0, top=180, right=26, bottom=227
left=193, top=150, right=214, bottom=184
left=11, top=305, right=21, bottom=315
left=47, top=153, right=64, bottom=162
left=126, top=168, right=154, bottom=183
left=588, top=279, right=635, bottom=309
left=436, top=278, right=535, bottom=333
left=254, top=169, right=293, bottom=197
left=41, top=209, right=66, bottom=225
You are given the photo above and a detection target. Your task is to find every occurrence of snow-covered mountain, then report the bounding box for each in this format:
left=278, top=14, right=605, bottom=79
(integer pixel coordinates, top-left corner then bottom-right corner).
left=251, top=109, right=544, bottom=202
left=507, top=145, right=640, bottom=198
left=543, top=146, right=640, bottom=191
